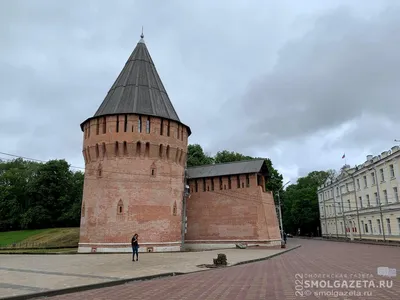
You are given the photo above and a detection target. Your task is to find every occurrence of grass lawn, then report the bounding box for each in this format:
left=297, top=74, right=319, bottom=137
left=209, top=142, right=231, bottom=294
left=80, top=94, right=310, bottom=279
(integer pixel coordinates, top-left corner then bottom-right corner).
left=0, top=228, right=80, bottom=249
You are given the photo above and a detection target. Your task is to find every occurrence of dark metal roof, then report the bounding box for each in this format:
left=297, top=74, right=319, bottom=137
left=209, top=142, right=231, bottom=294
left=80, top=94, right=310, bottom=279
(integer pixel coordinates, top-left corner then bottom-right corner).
left=80, top=35, right=191, bottom=134
left=186, top=159, right=267, bottom=179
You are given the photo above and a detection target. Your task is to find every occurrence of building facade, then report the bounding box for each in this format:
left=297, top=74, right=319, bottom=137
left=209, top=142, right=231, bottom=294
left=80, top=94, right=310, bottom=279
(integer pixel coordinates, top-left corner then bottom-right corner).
left=185, top=160, right=281, bottom=250
left=318, top=145, right=400, bottom=242
left=78, top=34, right=191, bottom=253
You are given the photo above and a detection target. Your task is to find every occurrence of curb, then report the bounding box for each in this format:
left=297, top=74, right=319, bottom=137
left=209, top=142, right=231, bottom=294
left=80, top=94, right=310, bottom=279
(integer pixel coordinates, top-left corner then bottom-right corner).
left=1, top=272, right=185, bottom=300
left=1, top=245, right=302, bottom=300
left=233, top=244, right=301, bottom=266
left=301, top=237, right=400, bottom=247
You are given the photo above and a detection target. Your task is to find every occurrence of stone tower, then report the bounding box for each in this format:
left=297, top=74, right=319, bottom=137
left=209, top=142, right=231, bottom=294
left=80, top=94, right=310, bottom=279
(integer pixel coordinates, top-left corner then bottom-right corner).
left=78, top=34, right=191, bottom=253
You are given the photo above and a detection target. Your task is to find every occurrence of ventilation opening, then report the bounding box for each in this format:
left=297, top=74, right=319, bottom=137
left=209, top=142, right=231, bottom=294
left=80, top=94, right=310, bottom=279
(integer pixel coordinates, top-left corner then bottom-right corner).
left=147, top=247, right=154, bottom=253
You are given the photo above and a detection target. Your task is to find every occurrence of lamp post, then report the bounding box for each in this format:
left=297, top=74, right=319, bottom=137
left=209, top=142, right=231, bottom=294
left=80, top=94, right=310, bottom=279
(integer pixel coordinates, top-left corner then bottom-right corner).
left=276, top=181, right=291, bottom=237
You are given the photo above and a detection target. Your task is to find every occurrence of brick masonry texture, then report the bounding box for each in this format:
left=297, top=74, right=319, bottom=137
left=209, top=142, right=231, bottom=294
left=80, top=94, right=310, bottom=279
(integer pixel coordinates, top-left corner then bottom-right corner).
left=186, top=174, right=280, bottom=243
left=47, top=239, right=400, bottom=300
left=79, top=114, right=189, bottom=249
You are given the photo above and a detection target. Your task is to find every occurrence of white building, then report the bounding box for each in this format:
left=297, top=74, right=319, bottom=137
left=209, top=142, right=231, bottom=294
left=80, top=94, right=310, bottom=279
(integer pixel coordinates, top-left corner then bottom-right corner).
left=318, top=145, right=400, bottom=242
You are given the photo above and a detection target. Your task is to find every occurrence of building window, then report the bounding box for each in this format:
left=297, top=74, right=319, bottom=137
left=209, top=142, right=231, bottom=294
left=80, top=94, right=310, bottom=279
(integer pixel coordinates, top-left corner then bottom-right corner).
left=159, top=144, right=163, bottom=158
left=151, top=167, right=156, bottom=177
left=160, top=119, right=164, bottom=135
left=103, top=117, right=107, bottom=134
left=397, top=218, right=400, bottom=234
left=166, top=145, right=170, bottom=159
left=124, top=115, right=128, bottom=132
left=374, top=192, right=379, bottom=206
left=361, top=220, right=364, bottom=233
left=368, top=220, right=372, bottom=234
left=358, top=197, right=363, bottom=208
left=117, top=200, right=123, bottom=215
left=387, top=219, right=392, bottom=235
left=145, top=142, right=150, bottom=157
left=394, top=187, right=399, bottom=202
left=371, top=172, right=376, bottom=185
left=211, top=178, right=214, bottom=191
left=237, top=175, right=240, bottom=188
left=377, top=219, right=382, bottom=234
left=364, top=222, right=368, bottom=233
left=380, top=168, right=385, bottom=182
left=356, top=179, right=360, bottom=190
left=138, top=116, right=142, bottom=133
left=123, top=141, right=128, bottom=156
left=95, top=144, right=100, bottom=159
left=383, top=190, right=388, bottom=204
left=219, top=177, right=223, bottom=190
left=363, top=176, right=367, bottom=188
left=347, top=199, right=351, bottom=211
left=167, top=120, right=170, bottom=136
left=228, top=176, right=231, bottom=189
left=246, top=174, right=250, bottom=187
left=116, top=115, right=119, bottom=133
left=390, top=164, right=395, bottom=178
left=146, top=117, right=150, bottom=133
left=115, top=142, right=119, bottom=156
left=203, top=178, right=206, bottom=192
left=366, top=194, right=370, bottom=207
left=136, top=141, right=141, bottom=156
left=336, top=186, right=339, bottom=195
left=195, top=180, right=198, bottom=192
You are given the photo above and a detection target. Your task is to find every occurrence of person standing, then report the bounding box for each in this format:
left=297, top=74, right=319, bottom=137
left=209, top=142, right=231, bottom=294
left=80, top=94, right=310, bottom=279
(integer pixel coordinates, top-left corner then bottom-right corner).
left=131, top=233, right=139, bottom=261
left=283, top=231, right=287, bottom=244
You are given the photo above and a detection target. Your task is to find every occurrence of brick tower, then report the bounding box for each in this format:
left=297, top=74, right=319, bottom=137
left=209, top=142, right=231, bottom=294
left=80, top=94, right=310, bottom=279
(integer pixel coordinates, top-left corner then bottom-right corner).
left=78, top=33, right=191, bottom=253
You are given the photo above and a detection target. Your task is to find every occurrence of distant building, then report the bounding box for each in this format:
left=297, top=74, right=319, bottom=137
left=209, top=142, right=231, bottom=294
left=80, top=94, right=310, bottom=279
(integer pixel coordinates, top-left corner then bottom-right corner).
left=185, top=159, right=281, bottom=250
left=317, top=145, right=400, bottom=242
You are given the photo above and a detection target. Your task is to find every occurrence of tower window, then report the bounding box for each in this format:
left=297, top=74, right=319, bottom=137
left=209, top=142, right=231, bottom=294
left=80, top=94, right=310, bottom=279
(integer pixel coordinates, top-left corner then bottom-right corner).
left=166, top=145, right=170, bottom=159
left=146, top=117, right=150, bottom=133
left=172, top=201, right=177, bottom=216
left=123, top=141, right=128, bottom=156
left=219, top=177, right=223, bottom=190
left=96, top=119, right=99, bottom=135
left=159, top=144, right=163, bottom=158
left=116, top=115, right=119, bottom=133
left=195, top=180, right=198, bottom=192
left=151, top=168, right=156, bottom=176
left=160, top=119, right=164, bottom=135
left=115, top=142, right=119, bottom=156
left=138, top=116, right=142, bottom=133
left=102, top=143, right=106, bottom=159
left=167, top=120, right=170, bottom=136
left=103, top=117, right=107, bottom=133
left=98, top=165, right=102, bottom=177
left=237, top=175, right=241, bottom=188
left=124, top=115, right=128, bottom=132
left=246, top=174, right=250, bottom=187
left=203, top=178, right=206, bottom=192
left=228, top=176, right=231, bottom=189
left=95, top=144, right=99, bottom=159
left=177, top=125, right=180, bottom=139
left=145, top=142, right=150, bottom=157
left=211, top=178, right=214, bottom=191
left=181, top=126, right=184, bottom=141
left=136, top=141, right=141, bottom=156
left=117, top=200, right=123, bottom=215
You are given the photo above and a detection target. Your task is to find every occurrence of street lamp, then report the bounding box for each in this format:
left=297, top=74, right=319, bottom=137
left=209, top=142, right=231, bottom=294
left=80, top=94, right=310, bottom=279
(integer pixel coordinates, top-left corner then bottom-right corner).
left=276, top=181, right=291, bottom=237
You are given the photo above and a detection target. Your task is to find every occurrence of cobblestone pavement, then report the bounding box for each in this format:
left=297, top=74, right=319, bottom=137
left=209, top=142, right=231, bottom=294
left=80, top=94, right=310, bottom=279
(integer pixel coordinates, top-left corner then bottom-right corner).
left=46, top=239, right=400, bottom=300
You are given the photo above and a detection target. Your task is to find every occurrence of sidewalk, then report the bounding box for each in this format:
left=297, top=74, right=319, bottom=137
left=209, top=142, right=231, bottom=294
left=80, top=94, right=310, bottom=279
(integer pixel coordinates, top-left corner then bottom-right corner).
left=0, top=244, right=300, bottom=299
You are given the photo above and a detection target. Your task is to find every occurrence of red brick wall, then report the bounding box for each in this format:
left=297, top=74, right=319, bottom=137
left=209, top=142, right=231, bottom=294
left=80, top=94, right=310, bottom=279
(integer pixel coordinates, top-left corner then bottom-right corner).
left=79, top=114, right=188, bottom=246
left=185, top=174, right=280, bottom=243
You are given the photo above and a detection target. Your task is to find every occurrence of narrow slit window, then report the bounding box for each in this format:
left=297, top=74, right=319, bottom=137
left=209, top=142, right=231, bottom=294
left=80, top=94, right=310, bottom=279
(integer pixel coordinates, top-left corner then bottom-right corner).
left=219, top=177, right=223, bottom=190
left=246, top=174, right=250, bottom=187
left=228, top=176, right=231, bottom=189
left=159, top=144, right=163, bottom=158
left=181, top=126, right=184, bottom=141
left=195, top=180, right=198, bottom=192
left=123, top=141, right=128, bottom=156
left=177, top=125, right=180, bottom=139
left=136, top=142, right=141, bottom=156
left=237, top=175, right=241, bottom=188
left=138, top=116, right=142, bottom=133
left=103, top=117, right=107, bottom=134
left=96, top=119, right=99, bottom=135
left=145, top=142, right=150, bottom=157
left=160, top=119, right=164, bottom=135
left=167, top=121, right=170, bottom=136
left=211, top=178, right=214, bottom=191
left=115, top=142, right=119, bottom=156
left=166, top=145, right=170, bottom=159
left=124, top=115, right=128, bottom=132
left=95, top=144, right=99, bottom=159
left=146, top=117, right=150, bottom=133
left=116, top=116, right=119, bottom=133
left=203, top=178, right=206, bottom=192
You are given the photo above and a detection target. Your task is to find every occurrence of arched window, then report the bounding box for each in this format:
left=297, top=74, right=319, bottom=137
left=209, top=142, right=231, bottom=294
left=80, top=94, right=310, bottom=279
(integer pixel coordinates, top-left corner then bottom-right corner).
left=123, top=141, right=128, bottom=157
left=117, top=200, right=123, bottom=215
left=172, top=201, right=177, bottom=216
left=145, top=142, right=150, bottom=157
left=115, top=142, right=119, bottom=156
left=166, top=145, right=170, bottom=159
left=136, top=141, right=141, bottom=156
left=159, top=144, right=163, bottom=158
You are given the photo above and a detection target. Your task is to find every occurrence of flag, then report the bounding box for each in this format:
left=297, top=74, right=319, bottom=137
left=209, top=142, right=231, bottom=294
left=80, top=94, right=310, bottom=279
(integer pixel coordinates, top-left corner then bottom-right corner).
left=342, top=153, right=345, bottom=159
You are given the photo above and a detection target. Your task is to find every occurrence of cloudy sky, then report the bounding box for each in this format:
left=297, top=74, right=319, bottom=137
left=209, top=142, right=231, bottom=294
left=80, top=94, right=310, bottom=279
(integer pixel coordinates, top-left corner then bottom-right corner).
left=1, top=0, right=400, bottom=184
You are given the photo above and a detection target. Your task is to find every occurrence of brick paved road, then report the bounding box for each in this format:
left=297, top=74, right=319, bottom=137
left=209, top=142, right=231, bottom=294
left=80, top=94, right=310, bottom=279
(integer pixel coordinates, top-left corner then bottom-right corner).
left=48, top=239, right=400, bottom=300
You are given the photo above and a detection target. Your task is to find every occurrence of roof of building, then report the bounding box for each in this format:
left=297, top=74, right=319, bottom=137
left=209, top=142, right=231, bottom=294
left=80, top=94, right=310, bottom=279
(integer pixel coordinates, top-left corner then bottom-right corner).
left=80, top=34, right=191, bottom=134
left=186, top=159, right=268, bottom=179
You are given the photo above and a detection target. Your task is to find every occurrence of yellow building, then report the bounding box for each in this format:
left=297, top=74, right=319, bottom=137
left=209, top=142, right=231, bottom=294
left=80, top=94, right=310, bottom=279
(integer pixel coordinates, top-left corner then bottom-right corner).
left=318, top=145, right=400, bottom=242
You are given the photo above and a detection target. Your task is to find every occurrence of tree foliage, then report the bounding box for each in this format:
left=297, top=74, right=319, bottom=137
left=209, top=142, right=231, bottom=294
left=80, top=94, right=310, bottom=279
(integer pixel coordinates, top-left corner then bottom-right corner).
left=0, top=158, right=84, bottom=231
left=281, top=170, right=330, bottom=236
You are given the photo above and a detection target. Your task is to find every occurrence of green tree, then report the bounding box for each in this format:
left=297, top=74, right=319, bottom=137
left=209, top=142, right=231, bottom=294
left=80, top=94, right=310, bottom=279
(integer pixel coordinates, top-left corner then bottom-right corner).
left=282, top=170, right=330, bottom=236
left=214, top=150, right=253, bottom=163
left=187, top=144, right=214, bottom=167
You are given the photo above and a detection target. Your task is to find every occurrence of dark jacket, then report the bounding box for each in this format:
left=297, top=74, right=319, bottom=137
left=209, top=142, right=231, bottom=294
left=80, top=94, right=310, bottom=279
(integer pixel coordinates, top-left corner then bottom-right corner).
left=131, top=236, right=138, bottom=247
